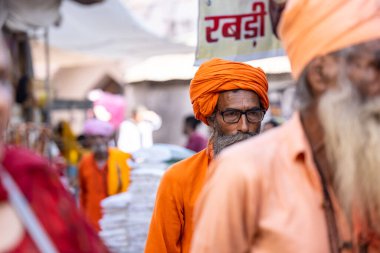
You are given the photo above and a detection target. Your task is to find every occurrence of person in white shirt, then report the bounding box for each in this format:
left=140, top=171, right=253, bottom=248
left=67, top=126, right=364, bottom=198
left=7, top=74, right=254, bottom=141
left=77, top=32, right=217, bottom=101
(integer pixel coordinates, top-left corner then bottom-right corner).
left=117, top=106, right=162, bottom=154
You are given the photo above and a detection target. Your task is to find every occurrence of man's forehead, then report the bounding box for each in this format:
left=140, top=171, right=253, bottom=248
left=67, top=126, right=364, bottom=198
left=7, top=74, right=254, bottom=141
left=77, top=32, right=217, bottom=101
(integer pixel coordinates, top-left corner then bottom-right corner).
left=217, top=90, right=260, bottom=108
left=362, top=39, right=380, bottom=51
left=347, top=39, right=380, bottom=57
left=88, top=134, right=109, bottom=139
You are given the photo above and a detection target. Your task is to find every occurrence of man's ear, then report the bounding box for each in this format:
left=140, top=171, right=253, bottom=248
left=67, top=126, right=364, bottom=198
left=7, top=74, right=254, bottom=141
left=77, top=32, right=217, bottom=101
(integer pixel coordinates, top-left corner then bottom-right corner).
left=206, top=116, right=214, bottom=127
left=306, top=57, right=330, bottom=98
left=307, top=54, right=340, bottom=98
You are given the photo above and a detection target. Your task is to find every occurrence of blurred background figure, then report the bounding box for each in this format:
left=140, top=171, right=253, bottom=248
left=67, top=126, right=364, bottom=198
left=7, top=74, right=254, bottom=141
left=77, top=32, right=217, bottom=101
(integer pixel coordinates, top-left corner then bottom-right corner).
left=262, top=118, right=281, bottom=132
left=79, top=118, right=132, bottom=232
left=117, top=106, right=162, bottom=154
left=183, top=115, right=207, bottom=152
left=53, top=120, right=81, bottom=197
left=0, top=36, right=109, bottom=253
left=76, top=134, right=92, bottom=154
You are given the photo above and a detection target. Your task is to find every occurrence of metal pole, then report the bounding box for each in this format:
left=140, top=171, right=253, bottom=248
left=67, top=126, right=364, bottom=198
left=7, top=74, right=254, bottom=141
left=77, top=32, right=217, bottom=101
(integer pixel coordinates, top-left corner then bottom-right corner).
left=44, top=28, right=51, bottom=125
left=43, top=28, right=53, bottom=163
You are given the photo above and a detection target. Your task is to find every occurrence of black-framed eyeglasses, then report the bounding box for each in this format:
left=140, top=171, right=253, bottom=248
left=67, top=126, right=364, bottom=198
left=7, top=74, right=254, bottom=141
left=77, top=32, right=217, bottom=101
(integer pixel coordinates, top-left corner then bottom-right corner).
left=219, top=109, right=265, bottom=124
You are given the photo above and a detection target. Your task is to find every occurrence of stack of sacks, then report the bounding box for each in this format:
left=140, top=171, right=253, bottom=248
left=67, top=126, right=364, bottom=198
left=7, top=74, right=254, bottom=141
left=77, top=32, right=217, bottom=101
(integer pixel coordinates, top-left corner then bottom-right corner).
left=100, top=144, right=195, bottom=253
left=124, top=144, right=194, bottom=252
left=124, top=164, right=167, bottom=253
left=132, top=143, right=195, bottom=165
left=99, top=192, right=132, bottom=253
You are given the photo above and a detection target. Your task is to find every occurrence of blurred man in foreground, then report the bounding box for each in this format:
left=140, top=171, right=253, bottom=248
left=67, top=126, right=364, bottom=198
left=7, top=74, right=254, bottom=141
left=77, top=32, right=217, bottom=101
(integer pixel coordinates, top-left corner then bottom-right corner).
left=191, top=0, right=380, bottom=252
left=145, top=58, right=269, bottom=253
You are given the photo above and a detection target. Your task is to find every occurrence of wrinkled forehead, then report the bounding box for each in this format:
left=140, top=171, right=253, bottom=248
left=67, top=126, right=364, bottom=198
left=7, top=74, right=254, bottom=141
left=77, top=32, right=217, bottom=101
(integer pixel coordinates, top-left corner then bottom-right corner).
left=85, top=135, right=110, bottom=147
left=343, top=39, right=380, bottom=62
left=87, top=134, right=110, bottom=140
left=217, top=90, right=260, bottom=109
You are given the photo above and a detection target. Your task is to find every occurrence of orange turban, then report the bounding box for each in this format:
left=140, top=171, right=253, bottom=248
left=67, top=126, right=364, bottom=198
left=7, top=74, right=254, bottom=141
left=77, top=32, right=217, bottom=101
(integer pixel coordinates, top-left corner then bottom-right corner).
left=190, top=58, right=269, bottom=125
left=278, top=0, right=380, bottom=79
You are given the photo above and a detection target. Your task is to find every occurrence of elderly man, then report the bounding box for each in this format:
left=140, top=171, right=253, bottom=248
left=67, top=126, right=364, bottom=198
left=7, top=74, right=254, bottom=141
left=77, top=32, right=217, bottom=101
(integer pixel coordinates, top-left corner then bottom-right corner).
left=144, top=58, right=269, bottom=253
left=79, top=119, right=132, bottom=231
left=191, top=1, right=380, bottom=253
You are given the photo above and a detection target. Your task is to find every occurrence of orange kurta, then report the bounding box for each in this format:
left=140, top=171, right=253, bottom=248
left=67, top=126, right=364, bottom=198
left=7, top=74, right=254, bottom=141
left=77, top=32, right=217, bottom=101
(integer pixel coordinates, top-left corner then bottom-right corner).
left=79, top=148, right=132, bottom=231
left=191, top=113, right=380, bottom=253
left=145, top=148, right=211, bottom=253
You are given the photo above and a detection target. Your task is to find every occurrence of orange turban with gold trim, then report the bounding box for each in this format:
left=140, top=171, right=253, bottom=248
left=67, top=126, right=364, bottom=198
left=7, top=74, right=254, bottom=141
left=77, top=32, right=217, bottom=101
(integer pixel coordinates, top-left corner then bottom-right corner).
left=190, top=58, right=269, bottom=125
left=278, top=0, right=380, bottom=79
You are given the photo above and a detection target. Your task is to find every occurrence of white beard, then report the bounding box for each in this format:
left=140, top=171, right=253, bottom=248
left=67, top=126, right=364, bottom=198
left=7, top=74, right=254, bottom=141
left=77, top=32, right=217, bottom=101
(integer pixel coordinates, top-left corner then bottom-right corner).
left=318, top=79, right=380, bottom=229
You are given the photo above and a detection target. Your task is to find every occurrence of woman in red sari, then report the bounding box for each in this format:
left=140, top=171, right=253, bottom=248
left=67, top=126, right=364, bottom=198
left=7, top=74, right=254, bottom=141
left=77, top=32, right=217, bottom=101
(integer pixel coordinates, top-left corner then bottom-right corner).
left=0, top=37, right=109, bottom=253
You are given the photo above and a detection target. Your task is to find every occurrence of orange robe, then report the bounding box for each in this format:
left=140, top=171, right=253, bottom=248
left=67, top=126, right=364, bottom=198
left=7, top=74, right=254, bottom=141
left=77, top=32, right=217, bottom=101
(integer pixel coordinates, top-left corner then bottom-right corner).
left=79, top=147, right=132, bottom=231
left=145, top=148, right=212, bottom=253
left=191, top=113, right=380, bottom=253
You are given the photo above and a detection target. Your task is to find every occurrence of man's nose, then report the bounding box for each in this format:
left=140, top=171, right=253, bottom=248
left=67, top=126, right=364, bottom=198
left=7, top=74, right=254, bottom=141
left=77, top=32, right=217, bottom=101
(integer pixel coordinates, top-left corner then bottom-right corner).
left=237, top=114, right=249, bottom=133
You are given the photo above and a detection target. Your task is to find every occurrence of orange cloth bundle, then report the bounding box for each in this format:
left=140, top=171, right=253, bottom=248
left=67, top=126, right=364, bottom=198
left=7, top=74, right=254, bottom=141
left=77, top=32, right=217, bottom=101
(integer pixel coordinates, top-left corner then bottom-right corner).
left=190, top=58, right=269, bottom=125
left=278, top=0, right=380, bottom=79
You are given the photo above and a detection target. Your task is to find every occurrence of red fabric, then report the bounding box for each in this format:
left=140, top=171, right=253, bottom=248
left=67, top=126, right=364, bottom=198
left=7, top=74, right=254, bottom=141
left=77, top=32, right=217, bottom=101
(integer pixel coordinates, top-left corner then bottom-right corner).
left=353, top=208, right=380, bottom=252
left=0, top=146, right=109, bottom=253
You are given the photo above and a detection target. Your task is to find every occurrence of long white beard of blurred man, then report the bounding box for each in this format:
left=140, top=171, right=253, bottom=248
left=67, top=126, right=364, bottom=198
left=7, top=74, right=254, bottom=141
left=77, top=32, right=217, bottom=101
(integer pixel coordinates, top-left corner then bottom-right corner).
left=318, top=72, right=380, bottom=230
left=212, top=120, right=260, bottom=156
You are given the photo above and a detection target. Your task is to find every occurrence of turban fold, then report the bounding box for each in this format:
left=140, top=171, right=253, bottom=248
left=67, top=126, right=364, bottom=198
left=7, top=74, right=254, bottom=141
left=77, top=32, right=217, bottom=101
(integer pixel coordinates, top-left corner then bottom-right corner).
left=278, top=0, right=380, bottom=79
left=190, top=58, right=268, bottom=125
left=83, top=119, right=114, bottom=137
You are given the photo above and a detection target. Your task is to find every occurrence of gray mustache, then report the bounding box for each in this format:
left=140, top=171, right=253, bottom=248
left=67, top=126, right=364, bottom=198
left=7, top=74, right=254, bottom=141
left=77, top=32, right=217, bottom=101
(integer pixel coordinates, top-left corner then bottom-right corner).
left=218, top=132, right=254, bottom=146
left=214, top=132, right=256, bottom=155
